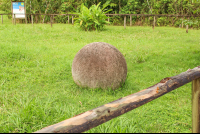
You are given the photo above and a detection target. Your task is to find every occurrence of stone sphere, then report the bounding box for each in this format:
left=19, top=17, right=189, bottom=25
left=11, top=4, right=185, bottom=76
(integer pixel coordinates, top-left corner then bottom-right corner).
left=72, top=42, right=127, bottom=90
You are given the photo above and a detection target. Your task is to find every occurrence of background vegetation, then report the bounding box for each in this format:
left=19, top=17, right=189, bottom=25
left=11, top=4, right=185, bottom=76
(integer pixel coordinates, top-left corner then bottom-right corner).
left=0, top=15, right=200, bottom=133
left=0, top=0, right=200, bottom=28
left=1, top=0, right=200, bottom=15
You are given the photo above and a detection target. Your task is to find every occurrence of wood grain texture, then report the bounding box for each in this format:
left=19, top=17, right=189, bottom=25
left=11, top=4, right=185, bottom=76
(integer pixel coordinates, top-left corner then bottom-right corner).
left=34, top=66, right=200, bottom=133
left=31, top=15, right=33, bottom=26
left=25, top=14, right=27, bottom=24
left=186, top=25, right=188, bottom=33
left=124, top=15, right=126, bottom=29
left=14, top=14, right=16, bottom=25
left=153, top=16, right=155, bottom=29
left=72, top=15, right=74, bottom=25
left=108, top=15, right=109, bottom=24
left=186, top=17, right=189, bottom=33
left=51, top=15, right=52, bottom=27
left=182, top=17, right=184, bottom=28
left=192, top=78, right=200, bottom=133
left=130, top=15, right=132, bottom=26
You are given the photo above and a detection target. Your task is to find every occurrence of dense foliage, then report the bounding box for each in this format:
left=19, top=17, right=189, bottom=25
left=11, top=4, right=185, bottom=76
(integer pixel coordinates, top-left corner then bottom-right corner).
left=1, top=0, right=200, bottom=15
left=0, top=0, right=200, bottom=27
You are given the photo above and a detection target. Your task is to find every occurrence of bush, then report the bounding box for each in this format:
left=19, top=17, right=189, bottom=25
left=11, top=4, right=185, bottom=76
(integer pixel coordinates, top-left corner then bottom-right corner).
left=74, top=2, right=112, bottom=31
left=182, top=18, right=200, bottom=30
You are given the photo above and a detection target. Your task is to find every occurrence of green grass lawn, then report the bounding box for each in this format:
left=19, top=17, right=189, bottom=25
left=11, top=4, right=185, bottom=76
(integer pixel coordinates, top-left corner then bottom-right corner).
left=0, top=16, right=200, bottom=133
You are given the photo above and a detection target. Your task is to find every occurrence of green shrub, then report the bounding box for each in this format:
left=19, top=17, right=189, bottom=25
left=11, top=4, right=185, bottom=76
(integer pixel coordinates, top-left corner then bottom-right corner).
left=157, top=17, right=170, bottom=26
left=74, top=2, right=112, bottom=31
left=182, top=18, right=200, bottom=29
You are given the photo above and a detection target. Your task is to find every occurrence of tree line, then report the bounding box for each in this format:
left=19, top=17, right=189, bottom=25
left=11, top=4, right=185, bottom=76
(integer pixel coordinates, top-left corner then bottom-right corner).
left=0, top=0, right=200, bottom=28
left=1, top=0, right=200, bottom=15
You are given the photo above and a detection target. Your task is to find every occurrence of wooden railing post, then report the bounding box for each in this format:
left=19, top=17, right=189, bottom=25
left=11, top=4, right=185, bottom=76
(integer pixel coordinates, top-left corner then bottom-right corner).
left=182, top=17, right=183, bottom=28
left=72, top=15, right=74, bottom=25
left=142, top=15, right=144, bottom=26
left=186, top=17, right=189, bottom=33
left=108, top=15, right=109, bottom=25
left=124, top=15, right=126, bottom=29
left=192, top=78, right=200, bottom=133
left=148, top=16, right=150, bottom=26
left=130, top=15, right=132, bottom=26
left=14, top=14, right=16, bottom=25
left=25, top=14, right=27, bottom=24
left=12, top=14, right=13, bottom=24
left=68, top=15, right=69, bottom=24
left=31, top=14, right=33, bottom=26
left=153, top=16, right=155, bottom=30
left=51, top=15, right=52, bottom=27
left=1, top=15, right=3, bottom=24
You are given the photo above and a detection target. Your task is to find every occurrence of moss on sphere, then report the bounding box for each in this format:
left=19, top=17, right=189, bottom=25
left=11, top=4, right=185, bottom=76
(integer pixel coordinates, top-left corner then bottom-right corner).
left=72, top=42, right=127, bottom=90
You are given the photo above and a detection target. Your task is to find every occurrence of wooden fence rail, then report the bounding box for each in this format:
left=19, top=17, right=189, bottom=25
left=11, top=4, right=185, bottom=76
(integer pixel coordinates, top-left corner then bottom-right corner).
left=1, top=13, right=199, bottom=33
left=34, top=66, right=200, bottom=133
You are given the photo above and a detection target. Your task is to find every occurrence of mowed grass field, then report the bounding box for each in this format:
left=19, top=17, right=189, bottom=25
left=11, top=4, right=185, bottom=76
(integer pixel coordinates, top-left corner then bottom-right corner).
left=0, top=16, right=200, bottom=133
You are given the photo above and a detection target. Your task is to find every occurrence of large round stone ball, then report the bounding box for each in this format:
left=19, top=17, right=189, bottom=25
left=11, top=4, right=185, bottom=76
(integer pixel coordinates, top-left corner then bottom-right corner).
left=72, top=42, right=127, bottom=90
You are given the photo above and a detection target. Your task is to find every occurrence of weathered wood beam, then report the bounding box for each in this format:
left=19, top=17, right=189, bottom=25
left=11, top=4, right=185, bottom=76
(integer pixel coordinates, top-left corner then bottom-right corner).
left=192, top=78, right=200, bottom=133
left=124, top=15, right=126, bottom=29
left=108, top=15, right=109, bottom=25
left=153, top=16, right=155, bottom=30
left=182, top=17, right=183, bottom=28
left=31, top=15, right=33, bottom=26
left=25, top=14, right=27, bottom=24
left=186, top=17, right=189, bottom=33
left=34, top=66, right=200, bottom=133
left=14, top=14, right=16, bottom=25
left=186, top=25, right=188, bottom=33
left=51, top=15, right=52, bottom=27
left=72, top=15, right=74, bottom=25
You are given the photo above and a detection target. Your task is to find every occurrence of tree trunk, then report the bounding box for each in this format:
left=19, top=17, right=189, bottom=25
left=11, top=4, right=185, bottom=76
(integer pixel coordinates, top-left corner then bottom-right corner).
left=147, top=0, right=152, bottom=14
left=119, top=0, right=121, bottom=12
left=43, top=2, right=50, bottom=23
